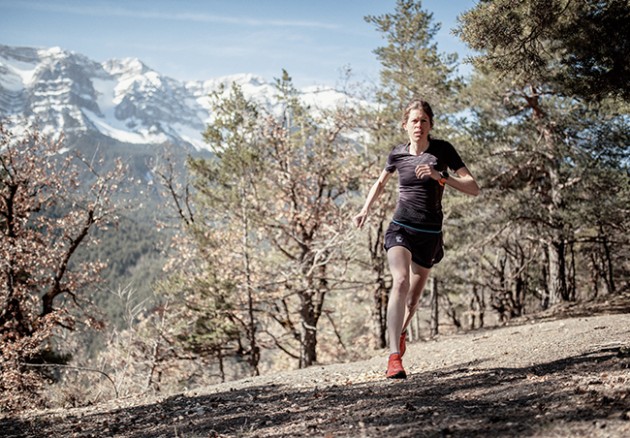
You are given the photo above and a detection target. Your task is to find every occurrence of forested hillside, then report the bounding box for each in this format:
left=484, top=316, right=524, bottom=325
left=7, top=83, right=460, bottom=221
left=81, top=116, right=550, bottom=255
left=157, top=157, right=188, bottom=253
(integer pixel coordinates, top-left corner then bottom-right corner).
left=74, top=209, right=169, bottom=325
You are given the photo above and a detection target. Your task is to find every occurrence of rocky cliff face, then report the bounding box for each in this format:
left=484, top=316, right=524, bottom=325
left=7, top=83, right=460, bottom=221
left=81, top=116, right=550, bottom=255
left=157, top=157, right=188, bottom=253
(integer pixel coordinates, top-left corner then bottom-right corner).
left=0, top=44, right=355, bottom=154
left=1, top=45, right=208, bottom=150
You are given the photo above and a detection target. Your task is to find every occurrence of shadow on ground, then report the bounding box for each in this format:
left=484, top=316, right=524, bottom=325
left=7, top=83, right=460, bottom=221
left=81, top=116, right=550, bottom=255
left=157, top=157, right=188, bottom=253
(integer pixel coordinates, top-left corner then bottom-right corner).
left=3, top=345, right=629, bottom=437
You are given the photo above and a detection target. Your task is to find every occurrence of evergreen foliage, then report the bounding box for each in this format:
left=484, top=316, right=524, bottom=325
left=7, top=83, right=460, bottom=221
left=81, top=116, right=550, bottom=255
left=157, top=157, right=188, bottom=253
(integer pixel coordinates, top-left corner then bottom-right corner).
left=456, top=0, right=630, bottom=313
left=457, top=0, right=630, bottom=101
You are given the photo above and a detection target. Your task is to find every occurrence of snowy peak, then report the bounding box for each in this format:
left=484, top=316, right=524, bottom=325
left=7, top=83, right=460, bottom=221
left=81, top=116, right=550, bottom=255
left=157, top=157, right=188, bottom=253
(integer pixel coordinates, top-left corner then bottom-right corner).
left=1, top=45, right=108, bottom=137
left=0, top=45, right=211, bottom=148
left=102, top=57, right=151, bottom=78
left=0, top=44, right=363, bottom=152
left=0, top=46, right=40, bottom=88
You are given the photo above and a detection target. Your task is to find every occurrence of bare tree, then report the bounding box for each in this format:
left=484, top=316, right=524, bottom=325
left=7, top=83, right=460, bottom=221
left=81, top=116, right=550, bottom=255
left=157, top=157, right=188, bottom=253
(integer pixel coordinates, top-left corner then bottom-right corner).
left=0, top=123, right=123, bottom=410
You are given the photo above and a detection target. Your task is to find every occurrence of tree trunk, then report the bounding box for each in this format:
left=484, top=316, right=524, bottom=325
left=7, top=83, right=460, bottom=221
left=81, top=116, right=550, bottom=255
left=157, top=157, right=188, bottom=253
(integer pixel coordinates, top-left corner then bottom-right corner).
left=529, top=88, right=569, bottom=308
left=371, top=281, right=388, bottom=349
left=589, top=253, right=600, bottom=299
left=241, top=199, right=260, bottom=376
left=473, top=285, right=485, bottom=329
left=299, top=299, right=318, bottom=368
left=368, top=218, right=389, bottom=349
left=299, top=274, right=323, bottom=368
left=440, top=293, right=461, bottom=330
left=429, top=278, right=439, bottom=338
left=218, top=347, right=225, bottom=383
left=513, top=275, right=525, bottom=317
left=568, top=240, right=576, bottom=301
left=547, top=235, right=567, bottom=306
left=600, top=226, right=616, bottom=295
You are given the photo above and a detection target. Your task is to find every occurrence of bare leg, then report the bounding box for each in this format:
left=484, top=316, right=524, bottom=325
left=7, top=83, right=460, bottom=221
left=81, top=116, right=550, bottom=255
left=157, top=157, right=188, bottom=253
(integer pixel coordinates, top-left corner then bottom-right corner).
left=401, top=263, right=431, bottom=334
left=386, top=246, right=412, bottom=354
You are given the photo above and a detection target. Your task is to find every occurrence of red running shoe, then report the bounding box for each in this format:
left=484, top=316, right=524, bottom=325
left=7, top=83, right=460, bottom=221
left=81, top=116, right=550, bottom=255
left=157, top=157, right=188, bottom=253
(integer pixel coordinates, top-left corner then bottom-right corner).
left=400, top=330, right=407, bottom=358
left=386, top=353, right=407, bottom=379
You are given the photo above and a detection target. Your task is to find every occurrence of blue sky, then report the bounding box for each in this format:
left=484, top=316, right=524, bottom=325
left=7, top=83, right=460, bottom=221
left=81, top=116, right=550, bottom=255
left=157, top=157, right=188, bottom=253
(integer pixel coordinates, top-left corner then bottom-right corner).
left=0, top=0, right=477, bottom=87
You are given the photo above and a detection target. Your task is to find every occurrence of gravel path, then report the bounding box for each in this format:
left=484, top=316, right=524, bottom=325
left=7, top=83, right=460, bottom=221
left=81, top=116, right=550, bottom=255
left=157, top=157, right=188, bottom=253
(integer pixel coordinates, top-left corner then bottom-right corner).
left=2, top=302, right=629, bottom=437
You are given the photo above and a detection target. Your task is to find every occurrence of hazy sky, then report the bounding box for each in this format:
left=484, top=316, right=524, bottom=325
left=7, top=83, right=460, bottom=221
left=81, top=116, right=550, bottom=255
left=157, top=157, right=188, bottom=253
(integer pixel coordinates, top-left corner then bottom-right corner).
left=0, top=0, right=478, bottom=87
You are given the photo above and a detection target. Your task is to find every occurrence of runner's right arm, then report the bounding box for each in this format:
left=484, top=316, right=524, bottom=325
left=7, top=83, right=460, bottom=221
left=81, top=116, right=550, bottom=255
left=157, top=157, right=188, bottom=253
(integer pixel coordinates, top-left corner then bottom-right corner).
left=353, top=169, right=393, bottom=228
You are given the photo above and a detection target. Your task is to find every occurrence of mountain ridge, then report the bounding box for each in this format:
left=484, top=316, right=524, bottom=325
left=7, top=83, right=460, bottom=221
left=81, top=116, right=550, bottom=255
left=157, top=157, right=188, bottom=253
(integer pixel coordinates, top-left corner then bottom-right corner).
left=0, top=44, right=357, bottom=155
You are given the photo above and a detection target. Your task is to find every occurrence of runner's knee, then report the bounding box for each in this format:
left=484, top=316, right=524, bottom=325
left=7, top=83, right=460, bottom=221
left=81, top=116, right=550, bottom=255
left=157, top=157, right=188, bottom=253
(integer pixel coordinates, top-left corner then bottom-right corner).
left=391, top=274, right=410, bottom=296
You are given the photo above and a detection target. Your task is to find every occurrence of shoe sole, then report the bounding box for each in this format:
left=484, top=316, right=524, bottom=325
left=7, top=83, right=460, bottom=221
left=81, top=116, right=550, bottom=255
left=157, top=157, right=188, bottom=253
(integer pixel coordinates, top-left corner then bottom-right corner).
left=386, top=370, right=407, bottom=379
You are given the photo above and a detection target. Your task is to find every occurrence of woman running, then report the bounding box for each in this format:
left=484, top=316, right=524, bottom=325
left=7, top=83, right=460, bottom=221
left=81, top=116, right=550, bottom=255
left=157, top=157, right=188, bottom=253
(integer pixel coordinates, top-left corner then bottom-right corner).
left=353, top=99, right=480, bottom=378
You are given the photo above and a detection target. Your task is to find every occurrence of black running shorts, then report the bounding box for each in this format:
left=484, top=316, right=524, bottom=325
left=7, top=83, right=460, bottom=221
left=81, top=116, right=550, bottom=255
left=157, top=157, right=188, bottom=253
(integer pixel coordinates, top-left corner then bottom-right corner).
left=384, top=221, right=444, bottom=268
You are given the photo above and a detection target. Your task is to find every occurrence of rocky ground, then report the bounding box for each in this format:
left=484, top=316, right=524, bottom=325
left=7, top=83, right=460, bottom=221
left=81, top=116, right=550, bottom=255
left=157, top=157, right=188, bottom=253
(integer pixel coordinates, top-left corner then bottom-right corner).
left=2, top=294, right=629, bottom=437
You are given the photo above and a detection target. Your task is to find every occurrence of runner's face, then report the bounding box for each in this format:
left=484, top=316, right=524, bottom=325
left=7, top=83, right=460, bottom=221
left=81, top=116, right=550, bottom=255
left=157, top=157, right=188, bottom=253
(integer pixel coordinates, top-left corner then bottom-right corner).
left=404, top=109, right=432, bottom=144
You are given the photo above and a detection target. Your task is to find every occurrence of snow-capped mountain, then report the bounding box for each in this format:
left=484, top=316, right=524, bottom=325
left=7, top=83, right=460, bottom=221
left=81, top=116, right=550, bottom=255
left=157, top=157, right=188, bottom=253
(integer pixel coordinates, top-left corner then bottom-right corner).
left=0, top=44, right=359, bottom=153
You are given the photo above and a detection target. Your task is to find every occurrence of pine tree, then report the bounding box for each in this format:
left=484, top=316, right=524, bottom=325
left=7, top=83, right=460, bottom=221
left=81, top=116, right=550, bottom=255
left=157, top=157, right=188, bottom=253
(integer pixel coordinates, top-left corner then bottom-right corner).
left=456, top=0, right=630, bottom=310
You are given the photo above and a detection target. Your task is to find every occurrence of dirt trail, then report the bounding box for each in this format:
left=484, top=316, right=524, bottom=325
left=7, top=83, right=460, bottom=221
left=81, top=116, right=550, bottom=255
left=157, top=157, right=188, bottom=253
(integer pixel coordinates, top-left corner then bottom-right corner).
left=2, top=301, right=629, bottom=437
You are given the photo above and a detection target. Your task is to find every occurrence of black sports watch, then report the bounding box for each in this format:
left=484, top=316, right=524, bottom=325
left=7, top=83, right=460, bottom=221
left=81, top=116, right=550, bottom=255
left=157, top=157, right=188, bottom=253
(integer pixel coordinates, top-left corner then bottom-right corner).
left=438, top=170, right=449, bottom=186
